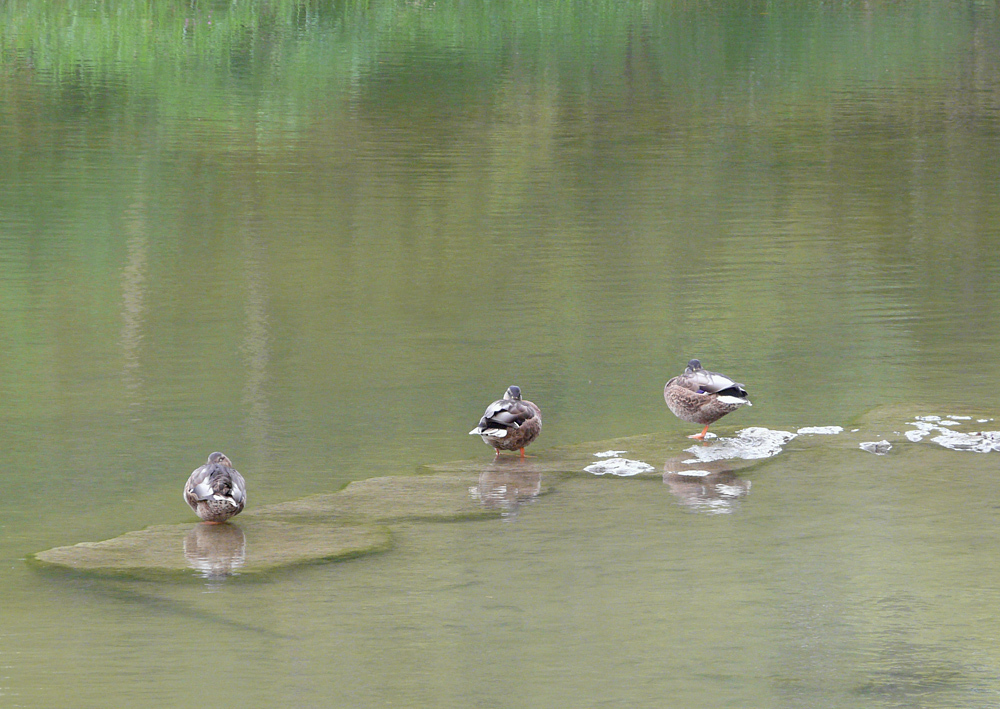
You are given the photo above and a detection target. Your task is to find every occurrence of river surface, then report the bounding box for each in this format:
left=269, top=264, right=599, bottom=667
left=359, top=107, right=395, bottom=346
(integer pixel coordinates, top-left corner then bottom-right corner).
left=3, top=2, right=1000, bottom=707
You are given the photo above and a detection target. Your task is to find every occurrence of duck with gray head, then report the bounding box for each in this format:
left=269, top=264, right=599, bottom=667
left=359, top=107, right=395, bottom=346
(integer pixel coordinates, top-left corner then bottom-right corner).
left=183, top=452, right=247, bottom=523
left=469, top=385, right=542, bottom=458
left=664, top=359, right=752, bottom=440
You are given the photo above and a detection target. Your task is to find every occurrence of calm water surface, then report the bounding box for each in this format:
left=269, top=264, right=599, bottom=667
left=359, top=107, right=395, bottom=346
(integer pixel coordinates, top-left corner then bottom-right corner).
left=3, top=1, right=1000, bottom=707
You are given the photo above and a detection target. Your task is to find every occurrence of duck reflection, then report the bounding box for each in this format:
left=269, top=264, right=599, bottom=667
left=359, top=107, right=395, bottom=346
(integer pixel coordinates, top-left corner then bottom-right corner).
left=184, top=523, right=247, bottom=580
left=470, top=462, right=543, bottom=519
left=662, top=457, right=751, bottom=514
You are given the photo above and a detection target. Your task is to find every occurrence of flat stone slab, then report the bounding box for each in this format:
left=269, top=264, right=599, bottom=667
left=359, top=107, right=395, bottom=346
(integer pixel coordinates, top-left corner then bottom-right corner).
left=32, top=519, right=390, bottom=580
left=35, top=404, right=1000, bottom=578
left=248, top=472, right=538, bottom=523
left=32, top=472, right=552, bottom=579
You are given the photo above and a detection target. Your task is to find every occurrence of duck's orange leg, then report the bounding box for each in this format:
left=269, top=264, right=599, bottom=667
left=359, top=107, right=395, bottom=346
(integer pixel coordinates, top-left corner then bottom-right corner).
left=519, top=447, right=526, bottom=458
left=688, top=425, right=710, bottom=440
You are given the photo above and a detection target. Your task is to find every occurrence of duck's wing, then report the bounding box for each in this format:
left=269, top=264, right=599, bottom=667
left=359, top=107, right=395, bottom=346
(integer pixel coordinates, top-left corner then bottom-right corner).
left=470, top=398, right=537, bottom=435
left=185, top=464, right=215, bottom=501
left=226, top=469, right=247, bottom=505
left=187, top=464, right=246, bottom=503
left=486, top=399, right=536, bottom=427
left=683, top=368, right=748, bottom=397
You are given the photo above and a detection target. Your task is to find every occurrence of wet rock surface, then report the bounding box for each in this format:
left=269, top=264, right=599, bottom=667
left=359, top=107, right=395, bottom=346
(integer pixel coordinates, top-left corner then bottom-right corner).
left=32, top=404, right=1000, bottom=576
left=33, top=520, right=391, bottom=579
left=248, top=473, right=506, bottom=523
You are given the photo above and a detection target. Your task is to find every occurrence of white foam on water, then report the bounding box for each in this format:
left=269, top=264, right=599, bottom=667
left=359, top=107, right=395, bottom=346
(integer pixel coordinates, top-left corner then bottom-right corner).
left=930, top=430, right=1000, bottom=453
left=584, top=458, right=655, bottom=477
left=860, top=440, right=892, bottom=455
left=682, top=427, right=796, bottom=463
left=796, top=426, right=844, bottom=435
left=668, top=469, right=713, bottom=478
left=904, top=416, right=1000, bottom=453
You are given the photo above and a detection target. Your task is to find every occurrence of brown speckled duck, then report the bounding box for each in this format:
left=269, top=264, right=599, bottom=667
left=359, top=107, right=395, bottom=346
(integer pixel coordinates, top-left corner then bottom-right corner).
left=664, top=359, right=752, bottom=439
left=469, top=385, right=542, bottom=458
left=183, top=452, right=247, bottom=523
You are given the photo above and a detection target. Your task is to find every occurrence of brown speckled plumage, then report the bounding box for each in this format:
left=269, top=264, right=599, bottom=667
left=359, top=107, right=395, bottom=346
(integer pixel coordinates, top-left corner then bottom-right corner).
left=664, top=359, right=751, bottom=439
left=469, top=386, right=542, bottom=457
left=183, top=452, right=247, bottom=523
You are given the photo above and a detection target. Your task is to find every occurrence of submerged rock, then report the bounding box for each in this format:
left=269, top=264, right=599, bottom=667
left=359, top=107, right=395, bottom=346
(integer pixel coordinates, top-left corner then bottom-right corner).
left=253, top=474, right=504, bottom=522
left=32, top=520, right=390, bottom=579
left=248, top=473, right=509, bottom=523
left=33, top=472, right=542, bottom=579
left=37, top=406, right=1000, bottom=579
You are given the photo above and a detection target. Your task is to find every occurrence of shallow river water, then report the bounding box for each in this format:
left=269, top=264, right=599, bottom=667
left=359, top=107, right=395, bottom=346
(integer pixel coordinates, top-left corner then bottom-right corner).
left=3, top=2, right=1000, bottom=707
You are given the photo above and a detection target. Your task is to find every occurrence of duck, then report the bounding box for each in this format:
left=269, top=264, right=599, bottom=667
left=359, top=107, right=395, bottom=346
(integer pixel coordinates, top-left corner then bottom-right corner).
left=469, top=385, right=542, bottom=458
left=183, top=452, right=247, bottom=523
left=664, top=359, right=752, bottom=439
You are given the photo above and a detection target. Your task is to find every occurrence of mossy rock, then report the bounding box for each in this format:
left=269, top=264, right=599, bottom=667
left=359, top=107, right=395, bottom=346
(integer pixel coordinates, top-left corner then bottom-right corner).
left=32, top=519, right=390, bottom=580
left=249, top=472, right=546, bottom=523
left=428, top=453, right=588, bottom=476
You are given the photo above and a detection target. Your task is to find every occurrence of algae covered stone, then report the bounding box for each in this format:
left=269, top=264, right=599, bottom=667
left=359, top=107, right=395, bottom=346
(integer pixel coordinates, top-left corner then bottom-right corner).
left=249, top=473, right=505, bottom=523
left=33, top=519, right=390, bottom=579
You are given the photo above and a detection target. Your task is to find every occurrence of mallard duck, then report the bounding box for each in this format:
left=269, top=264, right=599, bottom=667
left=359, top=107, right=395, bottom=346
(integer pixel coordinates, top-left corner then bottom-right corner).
left=664, top=359, right=752, bottom=439
left=183, top=452, right=247, bottom=523
left=469, top=385, right=542, bottom=458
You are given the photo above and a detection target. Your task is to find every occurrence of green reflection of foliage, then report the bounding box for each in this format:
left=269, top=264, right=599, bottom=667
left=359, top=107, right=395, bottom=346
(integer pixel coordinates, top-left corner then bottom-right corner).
left=1, top=1, right=989, bottom=111
left=1, top=0, right=999, bottom=448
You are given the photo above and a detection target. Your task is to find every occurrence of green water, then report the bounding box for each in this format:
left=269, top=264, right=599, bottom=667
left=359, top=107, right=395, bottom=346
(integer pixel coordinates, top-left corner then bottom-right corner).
left=3, top=1, right=1000, bottom=706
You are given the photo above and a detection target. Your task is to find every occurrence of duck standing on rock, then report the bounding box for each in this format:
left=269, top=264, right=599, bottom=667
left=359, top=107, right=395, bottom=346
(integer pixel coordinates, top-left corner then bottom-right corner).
left=469, top=385, right=542, bottom=458
left=183, top=452, right=247, bottom=523
left=664, top=359, right=752, bottom=440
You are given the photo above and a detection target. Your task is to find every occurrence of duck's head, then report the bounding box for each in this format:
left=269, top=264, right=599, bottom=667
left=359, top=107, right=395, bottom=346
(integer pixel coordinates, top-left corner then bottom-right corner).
left=686, top=359, right=703, bottom=372
left=207, top=451, right=233, bottom=467
left=504, top=385, right=522, bottom=401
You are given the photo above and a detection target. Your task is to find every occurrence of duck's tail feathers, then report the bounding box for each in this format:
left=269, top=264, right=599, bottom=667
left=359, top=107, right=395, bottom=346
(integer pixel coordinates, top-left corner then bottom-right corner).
left=470, top=427, right=508, bottom=438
